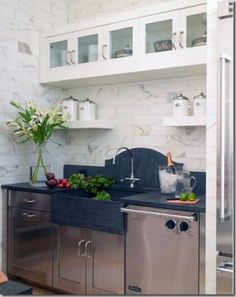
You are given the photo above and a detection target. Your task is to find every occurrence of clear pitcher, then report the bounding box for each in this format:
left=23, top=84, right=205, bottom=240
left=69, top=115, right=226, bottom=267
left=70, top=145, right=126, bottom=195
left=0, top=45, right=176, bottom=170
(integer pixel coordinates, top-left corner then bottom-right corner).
left=175, top=171, right=197, bottom=198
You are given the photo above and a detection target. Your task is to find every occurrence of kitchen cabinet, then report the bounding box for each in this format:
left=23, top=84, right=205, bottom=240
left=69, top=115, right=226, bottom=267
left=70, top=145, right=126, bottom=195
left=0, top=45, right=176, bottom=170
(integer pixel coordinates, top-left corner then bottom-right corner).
left=139, top=5, right=206, bottom=72
left=53, top=225, right=124, bottom=295
left=41, top=19, right=139, bottom=85
left=39, top=1, right=206, bottom=88
left=8, top=191, right=53, bottom=287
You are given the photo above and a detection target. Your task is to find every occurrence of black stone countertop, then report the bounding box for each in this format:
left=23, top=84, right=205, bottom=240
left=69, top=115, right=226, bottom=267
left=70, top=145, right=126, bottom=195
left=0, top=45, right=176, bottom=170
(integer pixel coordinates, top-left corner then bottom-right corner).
left=2, top=183, right=205, bottom=213
left=121, top=191, right=205, bottom=213
left=1, top=183, right=58, bottom=194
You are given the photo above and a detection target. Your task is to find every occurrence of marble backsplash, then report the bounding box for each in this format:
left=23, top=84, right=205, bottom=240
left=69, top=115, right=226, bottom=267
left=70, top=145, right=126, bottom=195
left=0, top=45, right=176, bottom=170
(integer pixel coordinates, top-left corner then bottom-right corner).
left=65, top=76, right=206, bottom=171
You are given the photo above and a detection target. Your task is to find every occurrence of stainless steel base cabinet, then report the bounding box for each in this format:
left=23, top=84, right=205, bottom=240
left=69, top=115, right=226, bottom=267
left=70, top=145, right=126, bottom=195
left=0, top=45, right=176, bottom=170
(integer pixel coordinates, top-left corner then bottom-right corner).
left=53, top=225, right=124, bottom=295
left=8, top=191, right=53, bottom=287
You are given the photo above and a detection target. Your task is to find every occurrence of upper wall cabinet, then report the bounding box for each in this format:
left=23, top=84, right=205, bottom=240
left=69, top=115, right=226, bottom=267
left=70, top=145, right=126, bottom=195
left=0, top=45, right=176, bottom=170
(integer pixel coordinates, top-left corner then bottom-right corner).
left=139, top=5, right=206, bottom=71
left=40, top=2, right=206, bottom=88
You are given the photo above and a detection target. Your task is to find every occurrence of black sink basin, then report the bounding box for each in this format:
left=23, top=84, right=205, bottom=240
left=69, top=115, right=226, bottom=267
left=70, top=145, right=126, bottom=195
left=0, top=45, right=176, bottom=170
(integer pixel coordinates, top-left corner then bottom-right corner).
left=51, top=188, right=148, bottom=234
left=58, top=187, right=146, bottom=201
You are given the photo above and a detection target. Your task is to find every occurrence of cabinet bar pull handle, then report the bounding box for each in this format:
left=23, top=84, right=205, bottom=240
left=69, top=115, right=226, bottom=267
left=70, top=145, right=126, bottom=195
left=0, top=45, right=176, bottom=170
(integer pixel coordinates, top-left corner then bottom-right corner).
left=65, top=50, right=71, bottom=65
left=85, top=240, right=92, bottom=258
left=120, top=207, right=195, bottom=221
left=78, top=239, right=85, bottom=257
left=172, top=32, right=177, bottom=49
left=23, top=199, right=35, bottom=204
left=217, top=261, right=233, bottom=273
left=22, top=212, right=36, bottom=218
left=70, top=50, right=76, bottom=65
left=102, top=44, right=107, bottom=60
left=178, top=31, right=184, bottom=49
left=219, top=53, right=232, bottom=222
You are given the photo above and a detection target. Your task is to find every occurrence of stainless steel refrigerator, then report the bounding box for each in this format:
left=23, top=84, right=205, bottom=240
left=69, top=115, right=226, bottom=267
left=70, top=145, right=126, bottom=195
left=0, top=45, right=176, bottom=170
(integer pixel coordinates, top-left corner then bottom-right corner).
left=217, top=0, right=235, bottom=294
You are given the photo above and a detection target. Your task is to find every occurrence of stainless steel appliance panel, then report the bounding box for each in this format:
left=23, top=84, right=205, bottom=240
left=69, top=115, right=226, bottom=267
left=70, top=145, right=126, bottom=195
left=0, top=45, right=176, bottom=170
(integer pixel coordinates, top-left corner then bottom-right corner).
left=216, top=1, right=235, bottom=294
left=8, top=207, right=53, bottom=286
left=86, top=230, right=124, bottom=295
left=9, top=191, right=51, bottom=212
left=217, top=255, right=234, bottom=294
left=125, top=206, right=199, bottom=295
left=217, top=0, right=234, bottom=257
left=53, top=225, right=87, bottom=294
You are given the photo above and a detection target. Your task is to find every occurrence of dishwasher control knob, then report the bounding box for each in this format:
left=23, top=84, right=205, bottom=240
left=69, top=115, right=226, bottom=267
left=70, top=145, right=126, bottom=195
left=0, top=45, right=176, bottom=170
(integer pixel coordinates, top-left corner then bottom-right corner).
left=179, top=221, right=189, bottom=232
left=165, top=219, right=176, bottom=230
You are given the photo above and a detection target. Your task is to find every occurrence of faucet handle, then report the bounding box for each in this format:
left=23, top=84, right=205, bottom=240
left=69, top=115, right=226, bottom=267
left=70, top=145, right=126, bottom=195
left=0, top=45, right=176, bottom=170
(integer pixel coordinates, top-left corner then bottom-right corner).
left=125, top=177, right=140, bottom=182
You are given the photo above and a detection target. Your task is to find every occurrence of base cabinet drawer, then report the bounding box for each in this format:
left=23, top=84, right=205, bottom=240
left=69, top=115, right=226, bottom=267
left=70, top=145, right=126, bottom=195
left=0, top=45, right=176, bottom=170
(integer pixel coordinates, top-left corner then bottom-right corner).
left=8, top=206, right=53, bottom=287
left=53, top=225, right=125, bottom=295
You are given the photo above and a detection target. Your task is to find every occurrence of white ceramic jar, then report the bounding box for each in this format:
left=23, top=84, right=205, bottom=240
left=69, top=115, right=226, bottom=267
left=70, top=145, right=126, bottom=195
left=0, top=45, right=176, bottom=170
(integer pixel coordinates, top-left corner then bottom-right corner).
left=172, top=93, right=190, bottom=117
left=62, top=96, right=79, bottom=121
left=79, top=98, right=96, bottom=121
left=193, top=92, right=206, bottom=116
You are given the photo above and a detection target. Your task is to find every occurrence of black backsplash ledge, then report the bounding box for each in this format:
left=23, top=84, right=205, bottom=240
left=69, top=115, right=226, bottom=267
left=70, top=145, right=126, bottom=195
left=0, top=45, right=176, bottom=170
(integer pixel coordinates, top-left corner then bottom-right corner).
left=64, top=148, right=206, bottom=195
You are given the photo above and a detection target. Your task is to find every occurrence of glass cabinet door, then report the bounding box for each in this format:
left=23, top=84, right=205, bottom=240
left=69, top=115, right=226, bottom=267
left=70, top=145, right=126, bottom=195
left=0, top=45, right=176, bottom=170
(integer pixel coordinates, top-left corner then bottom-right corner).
left=186, top=12, right=207, bottom=48
left=105, top=19, right=139, bottom=62
left=49, top=40, right=68, bottom=68
left=140, top=12, right=178, bottom=58
left=145, top=19, right=173, bottom=54
left=110, top=27, right=133, bottom=59
left=78, top=34, right=98, bottom=64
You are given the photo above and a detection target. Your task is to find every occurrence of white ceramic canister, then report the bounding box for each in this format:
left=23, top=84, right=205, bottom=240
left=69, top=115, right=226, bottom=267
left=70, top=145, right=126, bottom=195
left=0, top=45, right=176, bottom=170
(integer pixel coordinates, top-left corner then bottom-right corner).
left=193, top=92, right=206, bottom=116
left=62, top=96, right=79, bottom=121
left=79, top=98, right=96, bottom=121
left=172, top=93, right=190, bottom=117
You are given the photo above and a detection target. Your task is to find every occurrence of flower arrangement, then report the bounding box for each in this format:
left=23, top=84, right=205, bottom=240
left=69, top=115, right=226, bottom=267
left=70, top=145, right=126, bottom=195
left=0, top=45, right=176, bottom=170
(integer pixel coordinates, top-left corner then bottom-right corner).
left=7, top=100, right=69, bottom=185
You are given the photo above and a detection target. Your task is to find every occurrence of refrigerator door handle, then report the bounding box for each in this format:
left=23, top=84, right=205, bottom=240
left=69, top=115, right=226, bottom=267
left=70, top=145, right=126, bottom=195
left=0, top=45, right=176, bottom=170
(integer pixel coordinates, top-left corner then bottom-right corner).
left=219, top=53, right=232, bottom=222
left=217, top=261, right=233, bottom=273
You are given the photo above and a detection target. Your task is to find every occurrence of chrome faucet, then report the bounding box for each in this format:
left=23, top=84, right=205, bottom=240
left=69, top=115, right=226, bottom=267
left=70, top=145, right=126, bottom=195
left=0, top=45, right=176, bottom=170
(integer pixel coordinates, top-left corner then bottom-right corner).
left=112, top=147, right=139, bottom=188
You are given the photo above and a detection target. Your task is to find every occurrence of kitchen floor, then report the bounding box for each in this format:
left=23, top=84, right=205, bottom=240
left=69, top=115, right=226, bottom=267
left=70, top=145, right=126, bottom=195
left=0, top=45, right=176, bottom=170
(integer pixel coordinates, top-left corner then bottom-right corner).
left=32, top=286, right=55, bottom=295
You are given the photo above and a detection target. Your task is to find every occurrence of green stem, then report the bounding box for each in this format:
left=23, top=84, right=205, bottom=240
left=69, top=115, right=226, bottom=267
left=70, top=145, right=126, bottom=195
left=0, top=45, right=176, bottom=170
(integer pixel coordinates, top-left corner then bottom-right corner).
left=30, top=144, right=47, bottom=184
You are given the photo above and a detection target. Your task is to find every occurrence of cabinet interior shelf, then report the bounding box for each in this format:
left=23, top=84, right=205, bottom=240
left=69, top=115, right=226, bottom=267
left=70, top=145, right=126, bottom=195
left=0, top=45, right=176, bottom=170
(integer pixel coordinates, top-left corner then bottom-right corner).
left=58, top=120, right=113, bottom=130
left=162, top=116, right=206, bottom=127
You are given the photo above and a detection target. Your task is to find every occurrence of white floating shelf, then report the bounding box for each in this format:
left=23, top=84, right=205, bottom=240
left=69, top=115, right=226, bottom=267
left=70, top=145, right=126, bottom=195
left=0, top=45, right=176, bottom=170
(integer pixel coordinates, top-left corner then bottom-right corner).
left=58, top=120, right=113, bottom=130
left=163, top=116, right=206, bottom=127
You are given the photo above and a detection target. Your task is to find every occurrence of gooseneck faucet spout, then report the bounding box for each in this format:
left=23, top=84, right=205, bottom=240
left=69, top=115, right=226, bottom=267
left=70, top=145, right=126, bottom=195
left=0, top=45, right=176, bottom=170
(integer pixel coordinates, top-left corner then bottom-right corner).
left=112, top=147, right=139, bottom=188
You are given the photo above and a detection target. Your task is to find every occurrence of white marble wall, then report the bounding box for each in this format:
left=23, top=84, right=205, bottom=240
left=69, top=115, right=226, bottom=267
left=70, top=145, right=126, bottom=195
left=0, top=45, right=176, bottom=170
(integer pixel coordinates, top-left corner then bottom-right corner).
left=68, top=0, right=173, bottom=23
left=66, top=77, right=206, bottom=170
left=0, top=0, right=69, bottom=271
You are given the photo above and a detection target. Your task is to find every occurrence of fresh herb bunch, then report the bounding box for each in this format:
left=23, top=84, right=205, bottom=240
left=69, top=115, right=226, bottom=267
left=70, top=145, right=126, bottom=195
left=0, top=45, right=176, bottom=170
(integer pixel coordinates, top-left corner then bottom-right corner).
left=68, top=173, right=88, bottom=190
left=68, top=174, right=115, bottom=198
left=86, top=175, right=115, bottom=194
left=95, top=191, right=111, bottom=201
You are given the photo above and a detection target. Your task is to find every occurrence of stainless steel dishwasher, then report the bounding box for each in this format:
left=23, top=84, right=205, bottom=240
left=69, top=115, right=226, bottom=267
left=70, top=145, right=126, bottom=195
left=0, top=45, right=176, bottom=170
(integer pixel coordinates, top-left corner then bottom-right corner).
left=121, top=205, right=200, bottom=295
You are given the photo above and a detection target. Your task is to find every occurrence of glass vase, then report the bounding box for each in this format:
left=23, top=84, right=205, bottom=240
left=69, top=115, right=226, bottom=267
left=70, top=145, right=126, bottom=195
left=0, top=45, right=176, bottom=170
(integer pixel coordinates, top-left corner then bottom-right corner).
left=30, top=143, right=50, bottom=186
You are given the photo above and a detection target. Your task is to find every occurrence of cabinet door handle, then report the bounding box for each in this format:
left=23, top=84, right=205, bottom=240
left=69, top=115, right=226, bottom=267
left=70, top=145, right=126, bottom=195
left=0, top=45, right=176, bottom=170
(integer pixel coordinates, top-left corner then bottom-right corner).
left=102, top=44, right=107, bottom=60
left=65, top=50, right=71, bottom=65
left=178, top=31, right=184, bottom=49
left=23, top=199, right=36, bottom=204
left=217, top=261, right=233, bottom=273
left=172, top=32, right=177, bottom=49
left=70, top=50, right=76, bottom=65
left=219, top=53, right=232, bottom=222
left=22, top=212, right=36, bottom=218
left=78, top=239, right=85, bottom=257
left=85, top=240, right=92, bottom=258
